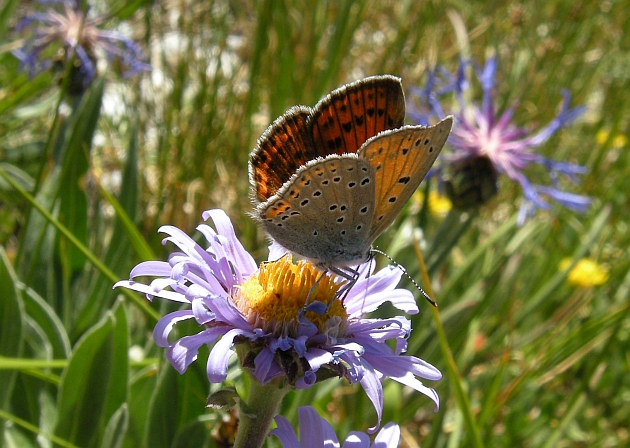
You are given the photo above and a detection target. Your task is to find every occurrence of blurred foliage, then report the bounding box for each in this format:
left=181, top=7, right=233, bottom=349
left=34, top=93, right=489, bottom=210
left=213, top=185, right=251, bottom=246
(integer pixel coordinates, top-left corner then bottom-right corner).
left=0, top=0, right=628, bottom=447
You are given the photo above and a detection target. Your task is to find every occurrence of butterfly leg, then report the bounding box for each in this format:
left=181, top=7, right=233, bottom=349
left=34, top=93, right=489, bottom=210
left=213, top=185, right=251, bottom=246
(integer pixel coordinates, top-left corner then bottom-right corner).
left=261, top=251, right=290, bottom=266
left=326, top=265, right=361, bottom=303
left=300, top=265, right=357, bottom=317
left=300, top=269, right=330, bottom=316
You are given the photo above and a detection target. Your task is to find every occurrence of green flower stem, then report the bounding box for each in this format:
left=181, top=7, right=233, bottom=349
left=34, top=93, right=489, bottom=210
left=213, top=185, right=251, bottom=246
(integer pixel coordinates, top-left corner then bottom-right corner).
left=414, top=236, right=484, bottom=448
left=233, top=371, right=290, bottom=448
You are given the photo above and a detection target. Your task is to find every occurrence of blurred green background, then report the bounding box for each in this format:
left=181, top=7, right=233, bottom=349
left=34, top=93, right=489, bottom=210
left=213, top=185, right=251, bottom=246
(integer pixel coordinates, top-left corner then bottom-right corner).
left=0, top=0, right=628, bottom=447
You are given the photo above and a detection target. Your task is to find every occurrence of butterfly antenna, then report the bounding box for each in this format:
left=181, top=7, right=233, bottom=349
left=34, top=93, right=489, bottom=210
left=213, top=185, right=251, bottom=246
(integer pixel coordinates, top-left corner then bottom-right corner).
left=371, top=248, right=437, bottom=307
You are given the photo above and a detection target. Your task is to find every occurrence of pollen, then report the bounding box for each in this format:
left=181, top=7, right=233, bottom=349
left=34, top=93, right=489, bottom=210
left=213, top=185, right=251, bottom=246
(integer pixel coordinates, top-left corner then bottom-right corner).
left=234, top=257, right=348, bottom=337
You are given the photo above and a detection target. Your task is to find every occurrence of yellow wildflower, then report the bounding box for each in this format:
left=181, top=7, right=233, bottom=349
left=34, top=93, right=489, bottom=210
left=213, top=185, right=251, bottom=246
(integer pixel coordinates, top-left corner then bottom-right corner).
left=559, top=258, right=609, bottom=287
left=596, top=129, right=627, bottom=148
left=413, top=190, right=452, bottom=218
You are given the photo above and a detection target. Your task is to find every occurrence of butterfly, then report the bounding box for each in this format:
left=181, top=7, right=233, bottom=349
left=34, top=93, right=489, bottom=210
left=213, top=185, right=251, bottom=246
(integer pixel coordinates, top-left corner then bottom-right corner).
left=249, top=75, right=452, bottom=287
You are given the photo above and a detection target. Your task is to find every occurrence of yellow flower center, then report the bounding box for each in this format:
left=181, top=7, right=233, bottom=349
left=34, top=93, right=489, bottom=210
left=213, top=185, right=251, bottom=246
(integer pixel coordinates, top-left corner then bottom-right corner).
left=233, top=257, right=348, bottom=338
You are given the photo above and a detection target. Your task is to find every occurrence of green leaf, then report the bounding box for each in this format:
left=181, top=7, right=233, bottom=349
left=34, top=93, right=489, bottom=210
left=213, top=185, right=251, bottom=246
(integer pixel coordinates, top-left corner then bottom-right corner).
left=102, top=300, right=130, bottom=427
left=0, top=163, right=35, bottom=192
left=15, top=169, right=60, bottom=302
left=171, top=421, right=208, bottom=448
left=0, top=74, right=53, bottom=117
left=0, top=165, right=160, bottom=326
left=126, top=365, right=158, bottom=448
left=73, top=128, right=154, bottom=338
left=97, top=129, right=154, bottom=261
left=111, top=0, right=153, bottom=20
left=0, top=0, right=19, bottom=37
left=56, top=78, right=104, bottom=275
left=54, top=311, right=115, bottom=447
left=144, top=355, right=210, bottom=448
left=143, top=364, right=179, bottom=448
left=21, top=286, right=71, bottom=360
left=0, top=246, right=25, bottom=435
left=101, top=404, right=129, bottom=448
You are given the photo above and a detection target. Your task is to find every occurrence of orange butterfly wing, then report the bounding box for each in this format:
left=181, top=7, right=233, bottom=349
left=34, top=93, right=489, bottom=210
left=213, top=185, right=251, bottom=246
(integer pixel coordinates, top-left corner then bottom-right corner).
left=249, top=107, right=319, bottom=203
left=359, top=116, right=453, bottom=241
left=309, top=75, right=405, bottom=156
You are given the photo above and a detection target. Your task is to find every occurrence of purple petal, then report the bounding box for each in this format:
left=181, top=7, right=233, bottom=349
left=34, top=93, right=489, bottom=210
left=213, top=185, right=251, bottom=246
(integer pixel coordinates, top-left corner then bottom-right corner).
left=528, top=90, right=586, bottom=146
left=535, top=186, right=592, bottom=213
left=269, top=414, right=299, bottom=447
left=128, top=260, right=173, bottom=278
left=345, top=267, right=418, bottom=316
left=167, top=327, right=227, bottom=374
left=356, top=360, right=383, bottom=434
left=477, top=56, right=498, bottom=121
left=202, top=295, right=251, bottom=329
left=372, top=422, right=401, bottom=447
left=342, top=432, right=370, bottom=447
left=268, top=241, right=289, bottom=261
left=296, top=370, right=317, bottom=389
left=153, top=310, right=195, bottom=347
left=253, top=346, right=276, bottom=382
left=113, top=280, right=188, bottom=303
left=202, top=209, right=258, bottom=275
left=388, top=372, right=440, bottom=411
left=191, top=297, right=215, bottom=324
left=206, top=328, right=250, bottom=382
left=298, top=406, right=339, bottom=447
left=303, top=348, right=334, bottom=371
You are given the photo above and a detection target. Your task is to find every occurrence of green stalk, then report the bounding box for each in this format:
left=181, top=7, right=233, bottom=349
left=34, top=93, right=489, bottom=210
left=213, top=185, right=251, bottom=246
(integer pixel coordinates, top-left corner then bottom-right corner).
left=232, top=372, right=289, bottom=448
left=542, top=292, right=630, bottom=448
left=414, top=236, right=484, bottom=448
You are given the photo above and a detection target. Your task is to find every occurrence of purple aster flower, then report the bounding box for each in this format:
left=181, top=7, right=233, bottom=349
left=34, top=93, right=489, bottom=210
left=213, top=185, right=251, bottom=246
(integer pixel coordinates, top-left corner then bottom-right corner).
left=12, top=0, right=150, bottom=91
left=270, top=406, right=400, bottom=447
left=115, top=209, right=441, bottom=433
left=409, top=56, right=591, bottom=224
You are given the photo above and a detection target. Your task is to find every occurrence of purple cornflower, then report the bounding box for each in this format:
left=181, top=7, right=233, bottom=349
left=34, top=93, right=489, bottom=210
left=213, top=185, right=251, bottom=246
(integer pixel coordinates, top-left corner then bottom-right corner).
left=12, top=0, right=149, bottom=90
left=409, top=56, right=591, bottom=224
left=115, top=209, right=441, bottom=433
left=270, top=406, right=401, bottom=447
